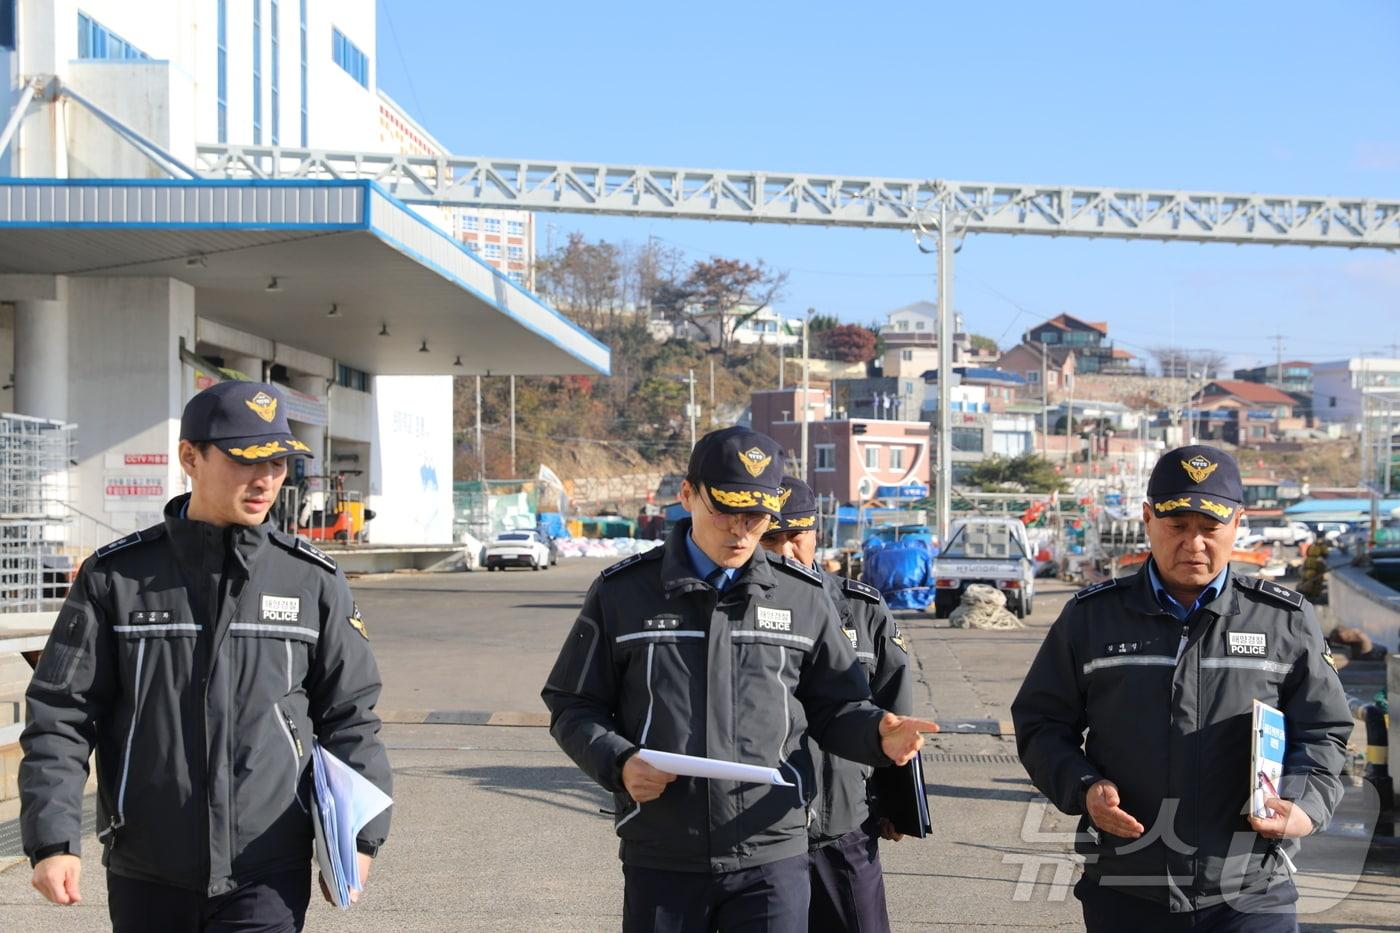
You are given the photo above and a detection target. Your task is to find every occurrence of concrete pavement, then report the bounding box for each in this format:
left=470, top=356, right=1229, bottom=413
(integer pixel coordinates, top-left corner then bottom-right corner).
left=1, top=558, right=1395, bottom=931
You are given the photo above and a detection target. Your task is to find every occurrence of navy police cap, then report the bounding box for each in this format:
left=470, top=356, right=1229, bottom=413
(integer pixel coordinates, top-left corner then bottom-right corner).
left=764, top=475, right=818, bottom=536
left=1146, top=444, right=1242, bottom=523
left=687, top=426, right=787, bottom=517
left=180, top=381, right=313, bottom=464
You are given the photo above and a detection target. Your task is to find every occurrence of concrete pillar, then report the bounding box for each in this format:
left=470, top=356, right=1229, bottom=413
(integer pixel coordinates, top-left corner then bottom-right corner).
left=288, top=376, right=329, bottom=507
left=225, top=354, right=265, bottom=381
left=14, top=295, right=68, bottom=421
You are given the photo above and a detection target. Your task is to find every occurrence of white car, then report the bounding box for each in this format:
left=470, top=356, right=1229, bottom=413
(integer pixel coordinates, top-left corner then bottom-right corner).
left=1260, top=521, right=1315, bottom=547
left=485, top=531, right=553, bottom=571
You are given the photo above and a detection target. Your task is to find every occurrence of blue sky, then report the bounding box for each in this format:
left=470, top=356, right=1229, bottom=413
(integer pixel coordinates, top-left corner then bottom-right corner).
left=375, top=0, right=1400, bottom=371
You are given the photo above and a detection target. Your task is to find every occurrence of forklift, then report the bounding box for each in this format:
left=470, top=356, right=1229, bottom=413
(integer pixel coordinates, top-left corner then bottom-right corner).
left=276, top=471, right=375, bottom=543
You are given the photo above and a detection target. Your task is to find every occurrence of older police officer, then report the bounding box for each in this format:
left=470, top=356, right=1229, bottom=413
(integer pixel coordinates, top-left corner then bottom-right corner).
left=543, top=427, right=935, bottom=933
left=760, top=476, right=913, bottom=933
left=1012, top=445, right=1351, bottom=932
left=21, top=381, right=392, bottom=932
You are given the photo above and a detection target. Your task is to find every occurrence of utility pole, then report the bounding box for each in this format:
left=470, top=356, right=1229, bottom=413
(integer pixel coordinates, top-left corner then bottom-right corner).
left=1040, top=338, right=1049, bottom=458
left=800, top=308, right=813, bottom=482
left=687, top=368, right=697, bottom=451
left=1065, top=377, right=1075, bottom=467
left=709, top=356, right=715, bottom=412
left=509, top=375, right=517, bottom=476
left=778, top=332, right=785, bottom=390
left=475, top=375, right=483, bottom=481
left=935, top=204, right=953, bottom=543
left=1269, top=334, right=1286, bottom=389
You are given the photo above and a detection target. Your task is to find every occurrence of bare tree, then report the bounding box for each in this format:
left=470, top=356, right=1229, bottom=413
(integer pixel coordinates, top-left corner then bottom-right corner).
left=535, top=233, right=623, bottom=329
left=683, top=258, right=788, bottom=362
left=1151, top=346, right=1227, bottom=379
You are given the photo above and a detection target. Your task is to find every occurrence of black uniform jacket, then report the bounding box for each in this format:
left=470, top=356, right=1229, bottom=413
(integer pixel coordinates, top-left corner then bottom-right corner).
left=542, top=519, right=891, bottom=874
left=1012, top=565, right=1351, bottom=911
left=21, top=495, right=392, bottom=896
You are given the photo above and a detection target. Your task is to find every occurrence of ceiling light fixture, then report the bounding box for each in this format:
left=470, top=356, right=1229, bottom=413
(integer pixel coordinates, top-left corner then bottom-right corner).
left=185, top=255, right=207, bottom=268
left=378, top=323, right=390, bottom=337
left=453, top=355, right=463, bottom=367
left=327, top=303, right=340, bottom=318
left=418, top=340, right=430, bottom=353
left=265, top=276, right=282, bottom=292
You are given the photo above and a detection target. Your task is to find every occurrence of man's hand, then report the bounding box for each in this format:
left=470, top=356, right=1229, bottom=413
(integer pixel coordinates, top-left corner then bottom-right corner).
left=877, top=713, right=940, bottom=766
left=622, top=754, right=677, bottom=803
left=1248, top=798, right=1314, bottom=839
left=320, top=852, right=375, bottom=905
left=31, top=853, right=81, bottom=906
left=877, top=817, right=904, bottom=842
left=1085, top=779, right=1145, bottom=839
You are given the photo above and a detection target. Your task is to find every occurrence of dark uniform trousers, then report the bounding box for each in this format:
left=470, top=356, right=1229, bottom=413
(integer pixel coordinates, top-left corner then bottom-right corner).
left=108, top=866, right=312, bottom=933
left=808, top=819, right=891, bottom=933
left=623, top=854, right=811, bottom=933
left=1076, top=877, right=1299, bottom=933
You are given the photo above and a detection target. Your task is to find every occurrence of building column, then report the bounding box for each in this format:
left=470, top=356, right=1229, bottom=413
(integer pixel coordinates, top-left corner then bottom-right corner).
left=225, top=354, right=265, bottom=381
left=14, top=290, right=69, bottom=422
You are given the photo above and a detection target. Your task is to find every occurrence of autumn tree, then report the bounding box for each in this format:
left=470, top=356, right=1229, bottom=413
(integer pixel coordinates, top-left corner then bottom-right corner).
left=821, top=323, right=879, bottom=363
left=534, top=233, right=624, bottom=329
left=682, top=258, right=787, bottom=362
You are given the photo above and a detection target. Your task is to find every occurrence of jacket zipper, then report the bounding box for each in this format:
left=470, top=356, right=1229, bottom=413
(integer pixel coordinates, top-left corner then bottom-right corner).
left=276, top=704, right=308, bottom=812
left=113, top=638, right=148, bottom=834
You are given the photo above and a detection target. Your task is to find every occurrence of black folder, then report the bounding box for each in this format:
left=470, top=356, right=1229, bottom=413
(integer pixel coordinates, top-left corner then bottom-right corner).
left=871, top=753, right=932, bottom=838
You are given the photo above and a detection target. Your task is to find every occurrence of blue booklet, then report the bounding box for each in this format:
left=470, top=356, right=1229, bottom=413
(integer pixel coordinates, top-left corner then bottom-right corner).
left=311, top=742, right=393, bottom=909
left=1250, top=699, right=1286, bottom=819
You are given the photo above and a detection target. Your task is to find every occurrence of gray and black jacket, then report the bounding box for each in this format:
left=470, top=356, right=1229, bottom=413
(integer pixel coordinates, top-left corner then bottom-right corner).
left=809, top=573, right=913, bottom=848
left=21, top=495, right=392, bottom=896
left=1011, top=565, right=1351, bottom=911
left=541, top=519, right=891, bottom=874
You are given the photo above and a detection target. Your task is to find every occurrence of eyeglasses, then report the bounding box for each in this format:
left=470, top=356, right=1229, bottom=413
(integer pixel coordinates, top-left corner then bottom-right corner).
left=697, top=487, right=771, bottom=535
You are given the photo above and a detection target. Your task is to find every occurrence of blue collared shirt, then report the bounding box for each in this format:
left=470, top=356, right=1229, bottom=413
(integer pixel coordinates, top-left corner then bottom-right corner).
left=1148, top=559, right=1229, bottom=622
left=686, top=531, right=740, bottom=591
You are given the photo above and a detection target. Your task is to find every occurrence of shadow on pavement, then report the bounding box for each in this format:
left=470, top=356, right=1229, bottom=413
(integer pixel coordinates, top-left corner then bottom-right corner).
left=925, top=782, right=1042, bottom=803
left=394, top=763, right=611, bottom=817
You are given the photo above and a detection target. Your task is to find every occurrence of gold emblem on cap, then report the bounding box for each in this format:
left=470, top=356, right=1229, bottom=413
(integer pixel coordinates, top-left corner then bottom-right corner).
left=246, top=391, right=278, bottom=423
left=228, top=440, right=287, bottom=460
left=739, top=446, right=772, bottom=478
left=711, top=487, right=761, bottom=509
left=1196, top=498, right=1233, bottom=520
left=785, top=515, right=817, bottom=528
left=778, top=486, right=793, bottom=506
left=1154, top=497, right=1192, bottom=513
left=1181, top=455, right=1217, bottom=484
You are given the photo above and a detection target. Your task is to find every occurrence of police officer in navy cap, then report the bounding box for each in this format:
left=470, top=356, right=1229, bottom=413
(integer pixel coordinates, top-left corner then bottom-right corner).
left=21, top=381, right=392, bottom=931
left=1013, top=445, right=1351, bottom=931
left=544, top=427, right=937, bottom=932
left=760, top=476, right=914, bottom=933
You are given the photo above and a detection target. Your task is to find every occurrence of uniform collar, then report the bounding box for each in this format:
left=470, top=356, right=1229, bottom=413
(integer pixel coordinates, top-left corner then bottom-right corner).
left=684, top=529, right=739, bottom=590
left=1146, top=558, right=1231, bottom=621
left=163, top=493, right=274, bottom=577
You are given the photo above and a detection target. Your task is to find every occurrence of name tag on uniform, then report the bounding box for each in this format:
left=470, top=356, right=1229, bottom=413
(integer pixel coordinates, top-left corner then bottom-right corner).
left=643, top=615, right=682, bottom=631
left=1227, top=632, right=1268, bottom=657
left=260, top=595, right=301, bottom=623
left=1104, top=641, right=1143, bottom=656
left=756, top=607, right=793, bottom=632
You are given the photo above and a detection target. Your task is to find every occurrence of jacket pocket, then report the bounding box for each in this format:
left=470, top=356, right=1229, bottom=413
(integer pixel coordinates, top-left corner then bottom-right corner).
left=30, top=611, right=92, bottom=692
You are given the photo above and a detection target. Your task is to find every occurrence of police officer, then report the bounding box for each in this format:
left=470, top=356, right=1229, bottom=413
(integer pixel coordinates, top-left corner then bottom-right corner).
left=759, top=476, right=913, bottom=933
left=1012, top=445, right=1351, bottom=932
left=542, top=427, right=936, bottom=933
left=21, top=381, right=393, bottom=932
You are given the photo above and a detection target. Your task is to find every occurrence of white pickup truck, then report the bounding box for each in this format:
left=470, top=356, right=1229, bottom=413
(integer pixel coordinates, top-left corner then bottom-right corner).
left=932, top=517, right=1036, bottom=619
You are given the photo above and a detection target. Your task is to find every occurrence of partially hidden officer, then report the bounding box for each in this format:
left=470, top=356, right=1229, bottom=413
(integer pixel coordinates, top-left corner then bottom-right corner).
left=1011, top=445, right=1352, bottom=932
left=542, top=427, right=937, bottom=933
left=759, top=475, right=914, bottom=933
left=20, top=381, right=393, bottom=932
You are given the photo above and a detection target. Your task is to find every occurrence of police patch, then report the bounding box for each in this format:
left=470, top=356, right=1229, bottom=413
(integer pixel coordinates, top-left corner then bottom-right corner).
left=1075, top=578, right=1121, bottom=602
left=756, top=607, right=793, bottom=632
left=261, top=595, right=301, bottom=623
left=1226, top=632, right=1268, bottom=657
left=348, top=603, right=368, bottom=640
left=843, top=626, right=859, bottom=649
left=842, top=578, right=881, bottom=603
left=1255, top=580, right=1305, bottom=610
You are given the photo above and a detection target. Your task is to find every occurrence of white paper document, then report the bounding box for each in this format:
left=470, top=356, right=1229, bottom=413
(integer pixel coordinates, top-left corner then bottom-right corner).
left=637, top=749, right=794, bottom=786
left=311, top=742, right=393, bottom=909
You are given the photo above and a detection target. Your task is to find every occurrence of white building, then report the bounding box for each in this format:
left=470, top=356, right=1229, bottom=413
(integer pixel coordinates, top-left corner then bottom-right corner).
left=1312, top=357, right=1400, bottom=426
left=673, top=303, right=801, bottom=348
left=0, top=1, right=607, bottom=546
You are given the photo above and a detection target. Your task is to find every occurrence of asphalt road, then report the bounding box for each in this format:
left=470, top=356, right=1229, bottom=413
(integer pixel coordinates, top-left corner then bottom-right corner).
left=1, top=557, right=1395, bottom=931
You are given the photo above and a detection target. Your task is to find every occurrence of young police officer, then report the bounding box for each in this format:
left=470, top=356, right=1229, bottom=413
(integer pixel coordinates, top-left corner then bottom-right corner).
left=543, top=427, right=935, bottom=932
left=21, top=381, right=392, bottom=932
left=760, top=476, right=913, bottom=933
left=1012, top=445, right=1351, bottom=931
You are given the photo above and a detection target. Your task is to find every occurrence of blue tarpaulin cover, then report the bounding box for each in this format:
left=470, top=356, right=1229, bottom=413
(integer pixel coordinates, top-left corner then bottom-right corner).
left=862, top=538, right=936, bottom=610
left=537, top=512, right=571, bottom=539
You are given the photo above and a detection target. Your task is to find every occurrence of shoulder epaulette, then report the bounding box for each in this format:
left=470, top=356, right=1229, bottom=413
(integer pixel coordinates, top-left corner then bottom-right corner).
left=1075, top=577, right=1123, bottom=602
left=601, top=548, right=662, bottom=578
left=93, top=526, right=162, bottom=561
left=1235, top=575, right=1305, bottom=610
left=272, top=531, right=338, bottom=572
left=775, top=555, right=822, bottom=585
left=843, top=578, right=882, bottom=603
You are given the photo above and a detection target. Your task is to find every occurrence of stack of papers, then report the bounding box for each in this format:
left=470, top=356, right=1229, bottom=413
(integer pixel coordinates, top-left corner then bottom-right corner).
left=311, top=742, right=393, bottom=909
left=636, top=749, right=794, bottom=786
left=1250, top=699, right=1286, bottom=820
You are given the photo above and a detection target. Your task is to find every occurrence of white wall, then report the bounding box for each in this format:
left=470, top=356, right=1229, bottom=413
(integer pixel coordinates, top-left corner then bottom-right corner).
left=367, top=375, right=452, bottom=544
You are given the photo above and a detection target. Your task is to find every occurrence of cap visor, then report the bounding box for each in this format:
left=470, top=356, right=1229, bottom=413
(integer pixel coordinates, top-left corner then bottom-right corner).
left=215, top=434, right=314, bottom=463
left=1148, top=495, right=1240, bottom=523
left=706, top=483, right=785, bottom=518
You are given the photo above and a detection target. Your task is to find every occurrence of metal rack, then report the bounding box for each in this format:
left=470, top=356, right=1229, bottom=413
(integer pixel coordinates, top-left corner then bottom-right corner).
left=0, top=414, right=76, bottom=613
